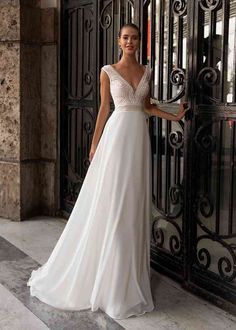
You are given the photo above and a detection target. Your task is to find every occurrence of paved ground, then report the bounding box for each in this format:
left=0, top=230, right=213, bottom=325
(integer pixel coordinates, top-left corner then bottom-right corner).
left=0, top=216, right=236, bottom=330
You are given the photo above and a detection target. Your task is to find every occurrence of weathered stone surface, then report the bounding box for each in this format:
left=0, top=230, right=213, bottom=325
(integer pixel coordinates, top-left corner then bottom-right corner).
left=41, top=102, right=56, bottom=160
left=41, top=44, right=57, bottom=160
left=20, top=44, right=40, bottom=100
left=0, top=160, right=57, bottom=220
left=20, top=99, right=40, bottom=160
left=41, top=44, right=57, bottom=105
left=20, top=162, right=40, bottom=219
left=41, top=8, right=57, bottom=43
left=0, top=162, right=20, bottom=220
left=0, top=97, right=20, bottom=161
left=0, top=1, right=19, bottom=8
left=0, top=0, right=58, bottom=220
left=20, top=44, right=41, bottom=161
left=0, top=43, right=20, bottom=99
left=0, top=2, right=20, bottom=41
left=40, top=162, right=57, bottom=215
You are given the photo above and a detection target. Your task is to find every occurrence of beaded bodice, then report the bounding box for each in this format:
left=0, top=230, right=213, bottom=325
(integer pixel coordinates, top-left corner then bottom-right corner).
left=101, top=64, right=151, bottom=108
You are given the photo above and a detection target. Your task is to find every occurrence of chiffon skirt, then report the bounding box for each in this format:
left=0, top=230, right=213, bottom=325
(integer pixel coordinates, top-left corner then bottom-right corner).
left=27, top=105, right=155, bottom=319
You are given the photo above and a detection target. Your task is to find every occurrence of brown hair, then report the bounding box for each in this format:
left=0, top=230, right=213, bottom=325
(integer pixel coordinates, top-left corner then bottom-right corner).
left=118, top=23, right=141, bottom=40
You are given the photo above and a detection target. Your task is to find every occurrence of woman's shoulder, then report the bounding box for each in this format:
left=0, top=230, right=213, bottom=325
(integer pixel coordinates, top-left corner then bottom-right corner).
left=101, top=64, right=110, bottom=68
left=101, top=62, right=152, bottom=77
left=101, top=64, right=112, bottom=76
left=145, top=63, right=152, bottom=70
left=100, top=65, right=113, bottom=82
left=145, top=63, right=152, bottom=73
left=101, top=64, right=111, bottom=71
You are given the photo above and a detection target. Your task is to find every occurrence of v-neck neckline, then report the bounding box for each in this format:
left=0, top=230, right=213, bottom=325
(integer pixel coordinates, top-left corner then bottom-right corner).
left=109, top=64, right=147, bottom=94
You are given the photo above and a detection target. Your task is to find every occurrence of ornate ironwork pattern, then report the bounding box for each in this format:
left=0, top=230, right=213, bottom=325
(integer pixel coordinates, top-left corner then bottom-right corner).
left=61, top=1, right=97, bottom=213
left=199, top=0, right=222, bottom=11
left=148, top=0, right=186, bottom=278
left=151, top=0, right=187, bottom=103
left=190, top=0, right=236, bottom=301
left=152, top=216, right=182, bottom=256
left=193, top=119, right=236, bottom=284
left=172, top=0, right=187, bottom=16
left=61, top=0, right=236, bottom=308
left=194, top=121, right=217, bottom=152
left=197, top=67, right=220, bottom=87
left=149, top=0, right=236, bottom=307
left=61, top=0, right=137, bottom=212
left=195, top=0, right=236, bottom=105
left=100, top=3, right=112, bottom=30
left=196, top=235, right=236, bottom=282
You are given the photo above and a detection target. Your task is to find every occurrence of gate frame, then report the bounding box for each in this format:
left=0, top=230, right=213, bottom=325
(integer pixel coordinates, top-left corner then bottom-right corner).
left=60, top=0, right=236, bottom=315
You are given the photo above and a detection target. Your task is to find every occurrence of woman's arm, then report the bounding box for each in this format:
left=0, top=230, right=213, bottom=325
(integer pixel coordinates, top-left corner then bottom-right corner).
left=89, top=70, right=111, bottom=162
left=144, top=93, right=187, bottom=121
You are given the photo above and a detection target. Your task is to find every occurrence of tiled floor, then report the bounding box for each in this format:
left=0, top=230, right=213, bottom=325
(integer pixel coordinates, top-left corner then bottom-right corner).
left=0, top=216, right=236, bottom=330
left=0, top=284, right=49, bottom=330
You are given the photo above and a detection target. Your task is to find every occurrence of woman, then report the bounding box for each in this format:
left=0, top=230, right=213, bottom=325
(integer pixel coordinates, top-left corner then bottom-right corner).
left=27, top=23, right=186, bottom=320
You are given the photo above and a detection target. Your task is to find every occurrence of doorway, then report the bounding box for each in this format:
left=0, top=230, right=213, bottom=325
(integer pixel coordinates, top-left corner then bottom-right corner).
left=60, top=0, right=236, bottom=311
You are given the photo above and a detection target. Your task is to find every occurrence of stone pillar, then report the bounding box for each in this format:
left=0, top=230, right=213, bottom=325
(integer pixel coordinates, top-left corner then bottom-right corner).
left=40, top=4, right=58, bottom=216
left=0, top=0, right=58, bottom=220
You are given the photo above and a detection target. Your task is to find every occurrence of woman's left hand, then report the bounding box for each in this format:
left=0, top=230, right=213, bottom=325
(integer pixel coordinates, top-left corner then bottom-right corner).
left=175, top=102, right=188, bottom=121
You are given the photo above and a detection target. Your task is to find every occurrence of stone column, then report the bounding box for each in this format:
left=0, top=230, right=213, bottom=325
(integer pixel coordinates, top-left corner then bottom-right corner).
left=40, top=3, right=58, bottom=216
left=0, top=0, right=58, bottom=220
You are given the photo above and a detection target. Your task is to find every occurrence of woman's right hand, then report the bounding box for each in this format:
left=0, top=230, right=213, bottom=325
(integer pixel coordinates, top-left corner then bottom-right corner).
left=89, top=144, right=97, bottom=162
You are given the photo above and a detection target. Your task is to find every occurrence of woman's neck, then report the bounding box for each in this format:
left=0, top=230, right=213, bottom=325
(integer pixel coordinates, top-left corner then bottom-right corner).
left=119, top=54, right=139, bottom=67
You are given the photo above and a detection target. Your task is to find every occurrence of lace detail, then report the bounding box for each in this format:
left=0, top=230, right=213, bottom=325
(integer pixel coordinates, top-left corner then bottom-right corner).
left=101, top=64, right=151, bottom=109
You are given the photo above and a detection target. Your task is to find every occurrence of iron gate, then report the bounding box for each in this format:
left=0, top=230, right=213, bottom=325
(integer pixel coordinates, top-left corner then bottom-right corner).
left=61, top=0, right=236, bottom=312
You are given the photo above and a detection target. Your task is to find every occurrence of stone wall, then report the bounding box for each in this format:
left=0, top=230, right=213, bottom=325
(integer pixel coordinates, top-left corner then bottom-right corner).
left=0, top=0, right=58, bottom=220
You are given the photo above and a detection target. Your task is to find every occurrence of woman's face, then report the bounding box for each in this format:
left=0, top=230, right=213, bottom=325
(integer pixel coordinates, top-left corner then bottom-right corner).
left=118, top=26, right=140, bottom=56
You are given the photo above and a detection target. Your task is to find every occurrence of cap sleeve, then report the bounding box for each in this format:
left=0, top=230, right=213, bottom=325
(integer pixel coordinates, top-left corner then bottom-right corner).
left=101, top=65, right=111, bottom=79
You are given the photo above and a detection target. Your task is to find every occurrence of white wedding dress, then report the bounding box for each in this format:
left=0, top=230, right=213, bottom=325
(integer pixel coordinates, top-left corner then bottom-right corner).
left=27, top=64, right=155, bottom=319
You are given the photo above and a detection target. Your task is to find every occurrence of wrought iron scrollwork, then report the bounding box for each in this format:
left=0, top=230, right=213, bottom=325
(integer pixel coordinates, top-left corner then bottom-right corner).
left=170, top=68, right=185, bottom=86
left=166, top=68, right=185, bottom=103
left=100, top=2, right=112, bottom=30
left=152, top=220, right=164, bottom=248
left=172, top=0, right=187, bottom=17
left=169, top=185, right=183, bottom=206
left=152, top=216, right=182, bottom=256
left=196, top=236, right=236, bottom=282
left=197, top=193, right=214, bottom=218
left=169, top=235, right=181, bottom=256
left=169, top=130, right=184, bottom=149
left=218, top=257, right=236, bottom=282
left=197, top=67, right=220, bottom=88
left=157, top=185, right=183, bottom=219
left=197, top=247, right=211, bottom=270
left=195, top=192, right=236, bottom=240
left=197, top=66, right=221, bottom=103
left=194, top=122, right=217, bottom=153
left=198, top=0, right=222, bottom=12
left=84, top=120, right=93, bottom=134
left=85, top=17, right=93, bottom=32
left=84, top=72, right=92, bottom=85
